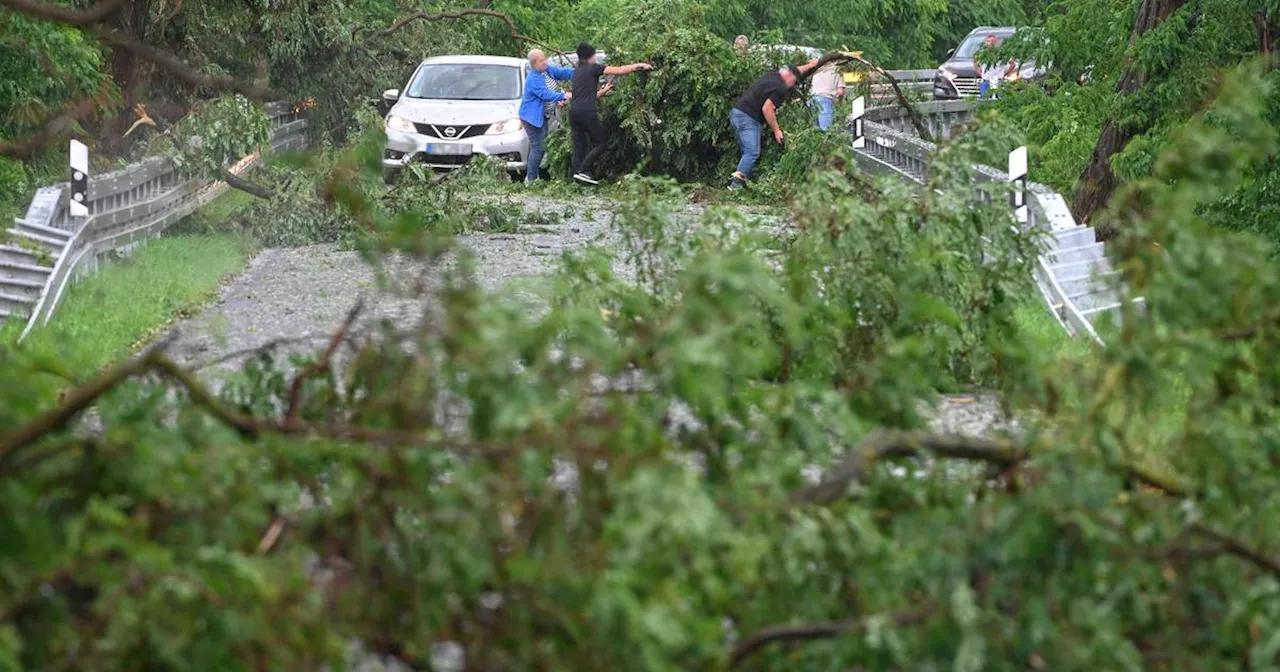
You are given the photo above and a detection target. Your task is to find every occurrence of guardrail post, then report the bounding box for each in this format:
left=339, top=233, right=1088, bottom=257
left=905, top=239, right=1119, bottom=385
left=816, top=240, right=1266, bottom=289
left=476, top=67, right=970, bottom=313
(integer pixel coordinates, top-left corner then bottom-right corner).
left=851, top=97, right=865, bottom=149
left=70, top=139, right=89, bottom=218
left=1008, top=145, right=1027, bottom=225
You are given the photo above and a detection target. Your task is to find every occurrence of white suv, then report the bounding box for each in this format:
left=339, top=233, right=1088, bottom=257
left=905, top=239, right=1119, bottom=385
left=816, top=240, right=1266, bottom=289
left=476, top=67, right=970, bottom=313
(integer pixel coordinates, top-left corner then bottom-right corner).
left=382, top=55, right=531, bottom=181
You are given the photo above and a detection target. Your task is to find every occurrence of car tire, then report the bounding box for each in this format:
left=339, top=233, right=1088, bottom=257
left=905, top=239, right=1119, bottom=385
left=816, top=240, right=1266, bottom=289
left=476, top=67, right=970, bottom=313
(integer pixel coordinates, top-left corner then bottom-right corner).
left=382, top=167, right=400, bottom=185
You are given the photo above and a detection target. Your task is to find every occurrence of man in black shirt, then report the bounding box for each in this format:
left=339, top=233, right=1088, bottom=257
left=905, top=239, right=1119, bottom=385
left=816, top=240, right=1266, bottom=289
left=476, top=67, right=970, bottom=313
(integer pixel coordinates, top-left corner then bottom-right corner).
left=729, top=57, right=820, bottom=189
left=569, top=42, right=652, bottom=185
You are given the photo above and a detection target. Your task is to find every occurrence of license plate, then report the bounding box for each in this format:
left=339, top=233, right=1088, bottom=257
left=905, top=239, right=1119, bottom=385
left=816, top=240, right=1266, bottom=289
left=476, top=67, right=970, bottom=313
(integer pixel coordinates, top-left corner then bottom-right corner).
left=425, top=143, right=471, bottom=156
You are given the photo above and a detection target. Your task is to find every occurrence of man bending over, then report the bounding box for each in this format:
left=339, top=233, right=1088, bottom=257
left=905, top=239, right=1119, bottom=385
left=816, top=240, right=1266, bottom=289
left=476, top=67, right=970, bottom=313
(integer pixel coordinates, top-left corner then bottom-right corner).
left=729, top=58, right=819, bottom=189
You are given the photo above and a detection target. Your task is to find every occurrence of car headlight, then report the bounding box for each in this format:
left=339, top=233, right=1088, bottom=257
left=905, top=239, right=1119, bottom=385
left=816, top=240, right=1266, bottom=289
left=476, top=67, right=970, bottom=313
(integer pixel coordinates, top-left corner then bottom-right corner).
left=486, top=117, right=523, bottom=135
left=937, top=67, right=956, bottom=81
left=386, top=115, right=416, bottom=133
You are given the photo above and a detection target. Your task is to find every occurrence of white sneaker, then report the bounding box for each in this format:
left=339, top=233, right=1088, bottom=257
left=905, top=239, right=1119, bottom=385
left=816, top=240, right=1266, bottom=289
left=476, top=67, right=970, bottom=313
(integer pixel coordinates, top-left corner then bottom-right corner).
left=573, top=173, right=600, bottom=185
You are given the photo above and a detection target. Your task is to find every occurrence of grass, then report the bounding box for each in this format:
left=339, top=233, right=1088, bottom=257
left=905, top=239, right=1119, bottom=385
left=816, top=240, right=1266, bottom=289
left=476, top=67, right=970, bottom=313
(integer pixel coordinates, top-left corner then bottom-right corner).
left=1012, top=301, right=1097, bottom=364
left=6, top=233, right=255, bottom=374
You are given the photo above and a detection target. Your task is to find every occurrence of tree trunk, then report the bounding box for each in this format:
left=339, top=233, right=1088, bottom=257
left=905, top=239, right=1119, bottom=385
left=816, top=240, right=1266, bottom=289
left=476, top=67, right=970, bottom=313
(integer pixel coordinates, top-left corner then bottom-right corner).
left=101, top=0, right=153, bottom=156
left=1257, top=10, right=1280, bottom=62
left=1071, top=0, right=1190, bottom=235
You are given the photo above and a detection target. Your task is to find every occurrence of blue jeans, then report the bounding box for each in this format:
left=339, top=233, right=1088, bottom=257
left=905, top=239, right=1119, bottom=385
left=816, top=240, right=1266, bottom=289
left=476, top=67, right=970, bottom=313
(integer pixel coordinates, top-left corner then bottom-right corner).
left=523, top=121, right=547, bottom=182
left=729, top=108, right=762, bottom=183
left=810, top=95, right=835, bottom=130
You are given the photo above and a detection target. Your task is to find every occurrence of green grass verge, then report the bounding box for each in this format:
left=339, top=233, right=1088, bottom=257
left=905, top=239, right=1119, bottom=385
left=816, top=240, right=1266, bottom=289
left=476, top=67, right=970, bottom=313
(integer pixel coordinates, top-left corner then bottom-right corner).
left=6, top=233, right=255, bottom=374
left=1013, top=301, right=1096, bottom=364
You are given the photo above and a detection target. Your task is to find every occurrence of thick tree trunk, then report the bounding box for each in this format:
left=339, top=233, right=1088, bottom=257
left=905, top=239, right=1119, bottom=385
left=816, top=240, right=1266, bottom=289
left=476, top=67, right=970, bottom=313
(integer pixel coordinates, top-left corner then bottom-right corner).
left=1071, top=0, right=1190, bottom=234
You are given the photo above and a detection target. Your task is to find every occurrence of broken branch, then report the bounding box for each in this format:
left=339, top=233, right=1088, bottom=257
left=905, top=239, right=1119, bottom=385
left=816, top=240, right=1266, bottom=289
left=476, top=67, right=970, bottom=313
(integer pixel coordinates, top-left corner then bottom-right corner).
left=791, top=430, right=1025, bottom=505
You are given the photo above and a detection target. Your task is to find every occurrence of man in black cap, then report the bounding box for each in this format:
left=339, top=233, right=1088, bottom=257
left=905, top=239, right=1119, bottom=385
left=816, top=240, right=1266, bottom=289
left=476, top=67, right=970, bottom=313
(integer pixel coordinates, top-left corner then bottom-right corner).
left=729, top=57, right=819, bottom=190
left=569, top=42, right=652, bottom=185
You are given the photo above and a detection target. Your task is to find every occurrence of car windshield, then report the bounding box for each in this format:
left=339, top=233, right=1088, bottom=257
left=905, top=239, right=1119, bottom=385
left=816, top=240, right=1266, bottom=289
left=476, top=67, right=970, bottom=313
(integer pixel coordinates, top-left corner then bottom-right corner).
left=406, top=64, right=520, bottom=101
left=955, top=34, right=1007, bottom=59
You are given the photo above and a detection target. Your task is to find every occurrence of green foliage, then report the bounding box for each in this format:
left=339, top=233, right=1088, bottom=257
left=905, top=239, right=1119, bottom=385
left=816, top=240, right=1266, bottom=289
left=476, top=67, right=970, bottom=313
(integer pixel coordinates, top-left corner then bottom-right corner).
left=0, top=156, right=29, bottom=222
left=170, top=95, right=272, bottom=179
left=586, top=0, right=771, bottom=181
left=5, top=234, right=253, bottom=384
left=0, top=10, right=113, bottom=216
left=502, top=0, right=1042, bottom=66
left=991, top=0, right=1268, bottom=202
left=0, top=129, right=1050, bottom=669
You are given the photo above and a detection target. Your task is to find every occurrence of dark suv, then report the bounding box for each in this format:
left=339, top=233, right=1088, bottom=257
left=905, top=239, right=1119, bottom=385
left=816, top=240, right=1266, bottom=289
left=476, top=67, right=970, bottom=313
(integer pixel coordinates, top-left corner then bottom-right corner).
left=932, top=27, right=1042, bottom=100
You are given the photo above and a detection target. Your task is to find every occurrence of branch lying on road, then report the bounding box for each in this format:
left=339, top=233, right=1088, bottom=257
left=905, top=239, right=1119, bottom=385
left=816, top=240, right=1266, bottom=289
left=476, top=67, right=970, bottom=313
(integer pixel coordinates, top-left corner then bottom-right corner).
left=790, top=429, right=1025, bottom=504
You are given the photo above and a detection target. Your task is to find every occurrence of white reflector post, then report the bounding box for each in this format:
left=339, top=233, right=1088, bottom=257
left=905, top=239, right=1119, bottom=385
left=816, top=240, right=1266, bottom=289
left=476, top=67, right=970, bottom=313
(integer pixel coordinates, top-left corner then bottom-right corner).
left=851, top=96, right=866, bottom=149
left=1008, top=145, right=1028, bottom=224
left=70, top=139, right=89, bottom=218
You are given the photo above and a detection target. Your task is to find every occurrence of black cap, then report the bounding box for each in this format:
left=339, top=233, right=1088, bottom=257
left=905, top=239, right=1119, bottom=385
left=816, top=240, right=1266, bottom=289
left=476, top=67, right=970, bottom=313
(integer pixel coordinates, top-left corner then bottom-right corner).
left=577, top=42, right=597, bottom=62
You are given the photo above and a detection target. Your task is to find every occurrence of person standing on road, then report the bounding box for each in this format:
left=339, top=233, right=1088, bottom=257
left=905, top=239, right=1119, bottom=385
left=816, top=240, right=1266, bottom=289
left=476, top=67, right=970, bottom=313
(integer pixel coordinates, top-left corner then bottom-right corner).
left=569, top=42, right=652, bottom=186
left=975, top=35, right=1017, bottom=98
left=729, top=58, right=819, bottom=190
left=809, top=61, right=845, bottom=131
left=519, top=49, right=573, bottom=184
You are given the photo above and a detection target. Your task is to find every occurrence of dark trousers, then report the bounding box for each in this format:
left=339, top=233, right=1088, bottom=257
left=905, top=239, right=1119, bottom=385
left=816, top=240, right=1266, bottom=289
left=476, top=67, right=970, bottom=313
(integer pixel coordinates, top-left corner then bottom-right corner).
left=569, top=107, right=606, bottom=175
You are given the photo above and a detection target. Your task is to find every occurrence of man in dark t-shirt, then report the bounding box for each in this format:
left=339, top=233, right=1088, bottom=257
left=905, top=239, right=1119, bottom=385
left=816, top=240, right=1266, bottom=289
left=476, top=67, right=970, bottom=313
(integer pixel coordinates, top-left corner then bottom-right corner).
left=569, top=42, right=652, bottom=185
left=729, top=57, right=820, bottom=189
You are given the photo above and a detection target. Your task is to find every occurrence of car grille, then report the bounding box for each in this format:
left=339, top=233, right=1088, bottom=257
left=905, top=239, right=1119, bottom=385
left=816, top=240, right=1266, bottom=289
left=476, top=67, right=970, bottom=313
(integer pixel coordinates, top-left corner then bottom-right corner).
left=411, top=123, right=490, bottom=139
left=419, top=154, right=472, bottom=166
left=952, top=77, right=981, bottom=96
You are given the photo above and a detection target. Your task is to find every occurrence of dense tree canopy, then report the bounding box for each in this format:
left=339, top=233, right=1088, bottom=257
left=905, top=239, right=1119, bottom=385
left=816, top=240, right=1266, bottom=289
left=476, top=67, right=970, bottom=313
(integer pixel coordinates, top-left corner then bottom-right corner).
left=3, top=1, right=1280, bottom=669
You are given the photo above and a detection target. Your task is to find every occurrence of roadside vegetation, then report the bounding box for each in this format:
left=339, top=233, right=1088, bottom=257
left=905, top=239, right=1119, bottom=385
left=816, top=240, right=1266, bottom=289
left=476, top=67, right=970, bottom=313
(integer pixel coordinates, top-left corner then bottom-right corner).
left=3, top=0, right=1280, bottom=669
left=5, top=233, right=253, bottom=381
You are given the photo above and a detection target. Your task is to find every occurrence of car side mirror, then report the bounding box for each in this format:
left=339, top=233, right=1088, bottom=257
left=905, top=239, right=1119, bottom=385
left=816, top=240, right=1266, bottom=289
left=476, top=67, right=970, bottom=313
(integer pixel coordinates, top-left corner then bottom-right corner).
left=382, top=89, right=400, bottom=103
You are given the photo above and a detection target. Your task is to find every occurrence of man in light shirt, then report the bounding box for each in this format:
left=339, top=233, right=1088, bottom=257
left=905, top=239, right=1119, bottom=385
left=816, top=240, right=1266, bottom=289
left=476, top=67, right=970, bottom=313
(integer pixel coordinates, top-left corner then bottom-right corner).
left=809, top=62, right=845, bottom=131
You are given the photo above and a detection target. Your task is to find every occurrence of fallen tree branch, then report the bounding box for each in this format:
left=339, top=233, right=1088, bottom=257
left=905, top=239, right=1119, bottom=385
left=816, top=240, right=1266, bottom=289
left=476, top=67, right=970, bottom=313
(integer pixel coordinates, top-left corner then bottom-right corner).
left=219, top=167, right=274, bottom=200
left=728, top=603, right=935, bottom=668
left=0, top=343, right=169, bottom=463
left=809, top=51, right=935, bottom=143
left=791, top=430, right=1025, bottom=505
left=790, top=429, right=1194, bottom=506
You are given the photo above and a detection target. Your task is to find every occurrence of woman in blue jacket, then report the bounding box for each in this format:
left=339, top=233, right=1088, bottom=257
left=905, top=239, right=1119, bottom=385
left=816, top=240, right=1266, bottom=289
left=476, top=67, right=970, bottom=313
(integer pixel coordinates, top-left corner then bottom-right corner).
left=519, top=49, right=574, bottom=183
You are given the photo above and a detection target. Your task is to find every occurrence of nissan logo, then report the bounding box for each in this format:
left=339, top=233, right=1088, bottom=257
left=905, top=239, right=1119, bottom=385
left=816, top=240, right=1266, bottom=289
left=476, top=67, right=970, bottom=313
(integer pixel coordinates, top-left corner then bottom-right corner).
left=444, top=126, right=458, bottom=138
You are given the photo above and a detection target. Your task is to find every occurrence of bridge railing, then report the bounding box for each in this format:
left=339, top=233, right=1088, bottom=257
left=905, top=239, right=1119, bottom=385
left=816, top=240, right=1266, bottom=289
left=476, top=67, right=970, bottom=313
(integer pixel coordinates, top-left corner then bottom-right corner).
left=849, top=99, right=1112, bottom=344
left=3, top=101, right=310, bottom=338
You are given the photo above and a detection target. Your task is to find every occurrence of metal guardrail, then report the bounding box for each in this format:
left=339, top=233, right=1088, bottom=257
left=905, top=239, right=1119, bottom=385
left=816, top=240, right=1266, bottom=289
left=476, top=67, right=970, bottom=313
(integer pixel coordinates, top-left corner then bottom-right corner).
left=2, top=101, right=309, bottom=338
left=849, top=99, right=1131, bottom=344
